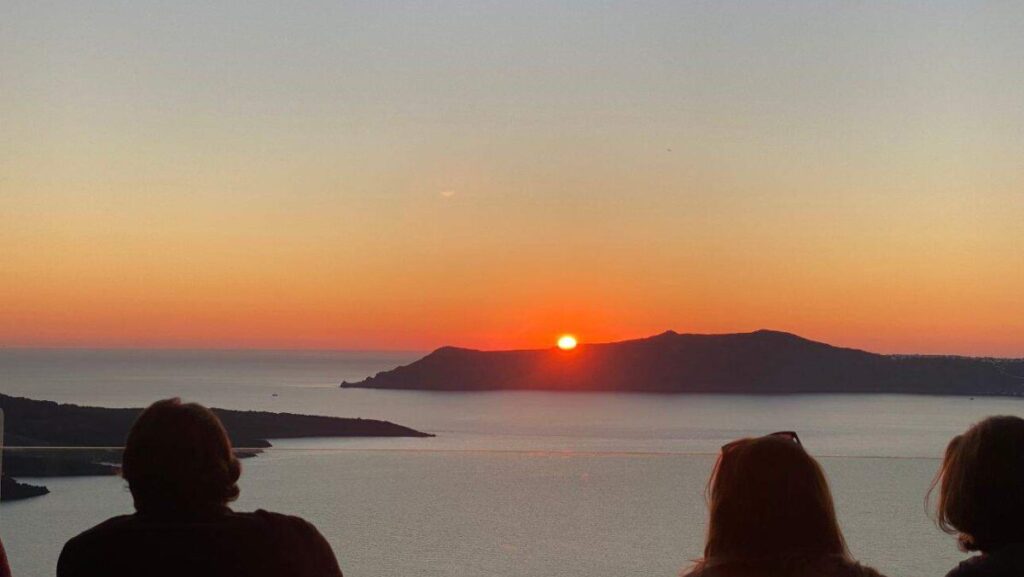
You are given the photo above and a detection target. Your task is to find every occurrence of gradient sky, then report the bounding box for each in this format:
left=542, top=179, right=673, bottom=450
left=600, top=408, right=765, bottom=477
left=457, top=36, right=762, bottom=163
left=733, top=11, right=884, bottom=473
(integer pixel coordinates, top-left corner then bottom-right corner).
left=2, top=1, right=1023, bottom=355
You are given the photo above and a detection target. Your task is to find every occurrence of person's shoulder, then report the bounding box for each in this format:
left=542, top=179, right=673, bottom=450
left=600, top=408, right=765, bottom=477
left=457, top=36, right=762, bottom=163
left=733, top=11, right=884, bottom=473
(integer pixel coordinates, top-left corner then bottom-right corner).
left=233, top=510, right=343, bottom=576
left=63, top=514, right=140, bottom=548
left=846, top=562, right=887, bottom=577
left=230, top=509, right=328, bottom=543
left=808, top=557, right=887, bottom=577
left=944, top=556, right=988, bottom=577
left=58, top=515, right=139, bottom=573
left=234, top=509, right=320, bottom=531
left=944, top=547, right=1024, bottom=577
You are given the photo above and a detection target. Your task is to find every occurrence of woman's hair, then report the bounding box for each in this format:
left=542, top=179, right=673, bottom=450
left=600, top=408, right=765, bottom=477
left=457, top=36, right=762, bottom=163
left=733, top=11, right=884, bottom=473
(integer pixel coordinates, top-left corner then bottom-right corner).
left=121, top=398, right=241, bottom=515
left=931, top=415, right=1024, bottom=552
left=696, top=435, right=849, bottom=572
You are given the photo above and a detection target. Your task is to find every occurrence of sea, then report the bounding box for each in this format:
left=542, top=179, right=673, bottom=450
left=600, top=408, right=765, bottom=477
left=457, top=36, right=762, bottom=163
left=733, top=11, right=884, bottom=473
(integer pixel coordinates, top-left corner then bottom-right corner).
left=1, top=348, right=1014, bottom=577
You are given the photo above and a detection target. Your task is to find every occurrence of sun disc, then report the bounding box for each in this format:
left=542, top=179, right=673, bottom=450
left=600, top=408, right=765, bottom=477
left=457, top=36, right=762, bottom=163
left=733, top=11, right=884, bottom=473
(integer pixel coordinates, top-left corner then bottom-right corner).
left=557, top=335, right=578, bottom=350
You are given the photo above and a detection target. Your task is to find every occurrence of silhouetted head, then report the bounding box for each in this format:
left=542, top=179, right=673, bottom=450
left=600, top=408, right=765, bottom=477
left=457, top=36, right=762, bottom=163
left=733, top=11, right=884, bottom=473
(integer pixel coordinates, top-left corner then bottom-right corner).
left=933, top=415, right=1024, bottom=552
left=122, top=398, right=240, bottom=516
left=700, top=433, right=849, bottom=570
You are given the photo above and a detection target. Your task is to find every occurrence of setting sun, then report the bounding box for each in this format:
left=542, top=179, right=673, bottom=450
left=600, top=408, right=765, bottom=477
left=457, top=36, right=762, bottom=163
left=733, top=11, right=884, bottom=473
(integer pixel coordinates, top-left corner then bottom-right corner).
left=557, top=335, right=578, bottom=350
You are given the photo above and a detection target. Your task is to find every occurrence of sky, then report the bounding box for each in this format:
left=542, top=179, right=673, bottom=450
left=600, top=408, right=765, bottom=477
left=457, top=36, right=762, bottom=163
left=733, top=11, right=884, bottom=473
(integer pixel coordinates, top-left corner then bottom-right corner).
left=2, top=1, right=1023, bottom=355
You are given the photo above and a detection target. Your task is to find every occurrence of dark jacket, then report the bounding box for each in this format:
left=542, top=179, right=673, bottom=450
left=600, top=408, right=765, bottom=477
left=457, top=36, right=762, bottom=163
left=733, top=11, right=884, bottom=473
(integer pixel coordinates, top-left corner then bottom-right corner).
left=57, top=507, right=343, bottom=577
left=946, top=543, right=1024, bottom=577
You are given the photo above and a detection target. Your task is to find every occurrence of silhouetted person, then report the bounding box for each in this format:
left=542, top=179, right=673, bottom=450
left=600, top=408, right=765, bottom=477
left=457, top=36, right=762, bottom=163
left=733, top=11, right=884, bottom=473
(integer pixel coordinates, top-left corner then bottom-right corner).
left=57, top=398, right=343, bottom=577
left=682, top=432, right=885, bottom=577
left=933, top=416, right=1024, bottom=577
left=0, top=536, right=11, bottom=577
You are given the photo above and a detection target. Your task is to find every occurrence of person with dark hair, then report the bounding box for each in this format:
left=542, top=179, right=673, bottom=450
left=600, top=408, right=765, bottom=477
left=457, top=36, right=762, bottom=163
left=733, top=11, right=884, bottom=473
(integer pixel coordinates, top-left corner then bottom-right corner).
left=683, top=432, right=885, bottom=577
left=933, top=415, right=1024, bottom=577
left=57, top=398, right=343, bottom=577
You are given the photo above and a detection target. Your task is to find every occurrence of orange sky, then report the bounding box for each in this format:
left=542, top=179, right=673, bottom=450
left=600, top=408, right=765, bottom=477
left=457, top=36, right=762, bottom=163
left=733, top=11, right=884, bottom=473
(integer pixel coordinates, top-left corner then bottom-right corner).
left=2, top=2, right=1023, bottom=356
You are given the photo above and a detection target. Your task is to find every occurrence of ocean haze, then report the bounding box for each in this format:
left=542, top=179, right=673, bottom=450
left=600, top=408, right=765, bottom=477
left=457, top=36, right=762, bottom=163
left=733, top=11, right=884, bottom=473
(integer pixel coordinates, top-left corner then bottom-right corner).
left=0, top=348, right=421, bottom=410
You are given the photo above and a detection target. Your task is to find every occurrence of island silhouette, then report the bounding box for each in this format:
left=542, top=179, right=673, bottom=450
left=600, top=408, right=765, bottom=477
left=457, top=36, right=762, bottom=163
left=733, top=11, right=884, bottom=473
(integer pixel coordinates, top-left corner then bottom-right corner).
left=0, top=394, right=431, bottom=502
left=342, top=329, right=1024, bottom=395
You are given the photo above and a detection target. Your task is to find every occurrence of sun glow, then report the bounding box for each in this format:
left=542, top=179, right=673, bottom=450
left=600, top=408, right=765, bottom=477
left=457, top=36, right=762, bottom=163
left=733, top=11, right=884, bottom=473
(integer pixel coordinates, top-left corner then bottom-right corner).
left=557, top=335, right=578, bottom=350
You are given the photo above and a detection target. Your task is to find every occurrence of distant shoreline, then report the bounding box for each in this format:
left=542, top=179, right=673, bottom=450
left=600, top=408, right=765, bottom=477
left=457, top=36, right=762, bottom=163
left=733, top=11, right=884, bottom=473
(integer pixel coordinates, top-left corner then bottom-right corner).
left=0, top=393, right=432, bottom=503
left=341, top=387, right=1024, bottom=399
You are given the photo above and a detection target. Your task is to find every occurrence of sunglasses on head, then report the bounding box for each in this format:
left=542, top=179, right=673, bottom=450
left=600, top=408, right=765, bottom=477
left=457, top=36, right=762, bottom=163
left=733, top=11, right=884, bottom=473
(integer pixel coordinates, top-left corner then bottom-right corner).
left=721, top=431, right=802, bottom=453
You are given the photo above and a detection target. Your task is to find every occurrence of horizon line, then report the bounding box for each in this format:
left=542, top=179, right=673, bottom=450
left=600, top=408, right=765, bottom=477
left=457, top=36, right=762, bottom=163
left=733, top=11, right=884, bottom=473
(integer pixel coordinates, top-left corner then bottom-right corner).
left=4, top=328, right=1023, bottom=361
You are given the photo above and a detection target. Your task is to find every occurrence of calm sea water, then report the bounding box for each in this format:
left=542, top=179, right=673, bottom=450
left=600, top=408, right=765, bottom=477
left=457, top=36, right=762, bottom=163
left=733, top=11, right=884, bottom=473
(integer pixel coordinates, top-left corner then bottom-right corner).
left=2, top=349, right=1019, bottom=577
